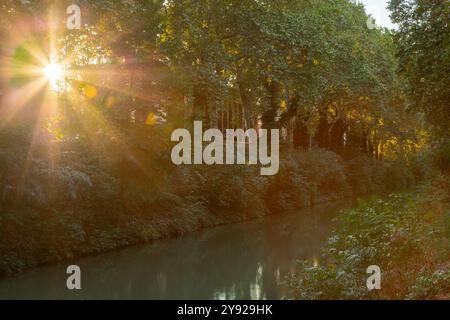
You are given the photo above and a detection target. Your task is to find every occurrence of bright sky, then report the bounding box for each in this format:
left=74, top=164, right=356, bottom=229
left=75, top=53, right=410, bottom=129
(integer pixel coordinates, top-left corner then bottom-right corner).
left=356, top=0, right=397, bottom=29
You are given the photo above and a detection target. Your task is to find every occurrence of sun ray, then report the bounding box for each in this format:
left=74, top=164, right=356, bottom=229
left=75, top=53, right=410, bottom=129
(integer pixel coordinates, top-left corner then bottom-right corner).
left=60, top=91, right=154, bottom=180
left=16, top=87, right=61, bottom=202
left=0, top=77, right=48, bottom=127
left=70, top=65, right=166, bottom=104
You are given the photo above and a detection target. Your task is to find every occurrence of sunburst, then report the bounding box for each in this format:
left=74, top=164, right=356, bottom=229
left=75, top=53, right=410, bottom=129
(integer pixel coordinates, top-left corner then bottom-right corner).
left=43, top=62, right=63, bottom=83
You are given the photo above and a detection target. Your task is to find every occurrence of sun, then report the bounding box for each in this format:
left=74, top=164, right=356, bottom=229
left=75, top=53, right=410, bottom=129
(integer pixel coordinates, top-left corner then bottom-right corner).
left=44, top=62, right=64, bottom=82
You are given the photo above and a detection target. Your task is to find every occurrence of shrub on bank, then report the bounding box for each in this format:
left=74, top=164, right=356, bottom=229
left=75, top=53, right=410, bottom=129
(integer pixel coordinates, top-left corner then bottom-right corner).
left=266, top=149, right=352, bottom=213
left=286, top=180, right=450, bottom=300
left=0, top=125, right=419, bottom=275
left=431, top=139, right=450, bottom=174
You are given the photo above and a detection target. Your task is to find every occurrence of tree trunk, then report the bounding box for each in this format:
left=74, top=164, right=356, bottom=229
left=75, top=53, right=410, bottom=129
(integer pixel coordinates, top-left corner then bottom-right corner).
left=192, top=81, right=208, bottom=122
left=315, top=106, right=330, bottom=149
left=293, top=119, right=309, bottom=149
left=329, top=118, right=346, bottom=154
left=237, top=68, right=254, bottom=130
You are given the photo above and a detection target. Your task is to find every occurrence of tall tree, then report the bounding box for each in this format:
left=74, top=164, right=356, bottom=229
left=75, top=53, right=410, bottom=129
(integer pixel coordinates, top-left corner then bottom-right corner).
left=389, top=0, right=450, bottom=138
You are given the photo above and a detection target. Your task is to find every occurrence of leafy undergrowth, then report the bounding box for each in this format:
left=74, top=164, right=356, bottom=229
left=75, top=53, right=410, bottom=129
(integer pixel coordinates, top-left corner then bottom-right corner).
left=0, top=126, right=419, bottom=275
left=286, top=175, right=450, bottom=300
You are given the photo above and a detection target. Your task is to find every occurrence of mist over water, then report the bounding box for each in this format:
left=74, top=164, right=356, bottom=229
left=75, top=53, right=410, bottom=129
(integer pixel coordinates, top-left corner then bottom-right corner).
left=0, top=201, right=351, bottom=300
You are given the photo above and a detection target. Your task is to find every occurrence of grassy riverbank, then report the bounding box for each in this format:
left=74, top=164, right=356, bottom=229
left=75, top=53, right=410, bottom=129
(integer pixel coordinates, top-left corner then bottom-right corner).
left=0, top=125, right=418, bottom=276
left=286, top=175, right=450, bottom=300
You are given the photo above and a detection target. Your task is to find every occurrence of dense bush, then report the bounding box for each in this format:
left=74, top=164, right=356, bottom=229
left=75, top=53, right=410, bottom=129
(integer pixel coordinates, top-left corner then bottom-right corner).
left=286, top=181, right=450, bottom=300
left=406, top=270, right=450, bottom=300
left=431, top=139, right=450, bottom=174
left=266, top=149, right=351, bottom=213
left=0, top=125, right=419, bottom=275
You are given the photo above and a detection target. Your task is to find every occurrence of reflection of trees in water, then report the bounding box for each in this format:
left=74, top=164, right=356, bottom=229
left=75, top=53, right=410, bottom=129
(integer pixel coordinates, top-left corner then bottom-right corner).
left=0, top=201, right=350, bottom=299
left=81, top=201, right=348, bottom=299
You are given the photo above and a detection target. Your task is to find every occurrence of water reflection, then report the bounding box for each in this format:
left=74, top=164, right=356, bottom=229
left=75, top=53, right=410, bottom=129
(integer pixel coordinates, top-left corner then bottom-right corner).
left=0, top=201, right=350, bottom=300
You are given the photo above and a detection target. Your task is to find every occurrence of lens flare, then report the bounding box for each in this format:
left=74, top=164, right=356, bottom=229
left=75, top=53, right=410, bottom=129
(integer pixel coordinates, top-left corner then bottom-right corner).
left=44, top=62, right=63, bottom=82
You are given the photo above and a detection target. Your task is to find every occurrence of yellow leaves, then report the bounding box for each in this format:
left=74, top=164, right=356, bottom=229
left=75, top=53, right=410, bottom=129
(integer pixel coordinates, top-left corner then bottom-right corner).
left=358, top=96, right=371, bottom=103
left=159, top=26, right=173, bottom=44
left=146, top=112, right=157, bottom=126
left=159, top=32, right=168, bottom=44
left=280, top=100, right=287, bottom=111
left=313, top=58, right=319, bottom=65
left=44, top=116, right=65, bottom=140
left=328, top=104, right=337, bottom=117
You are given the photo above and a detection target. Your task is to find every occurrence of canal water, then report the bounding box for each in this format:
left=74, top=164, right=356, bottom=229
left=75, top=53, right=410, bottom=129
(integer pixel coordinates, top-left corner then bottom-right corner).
left=0, top=201, right=351, bottom=300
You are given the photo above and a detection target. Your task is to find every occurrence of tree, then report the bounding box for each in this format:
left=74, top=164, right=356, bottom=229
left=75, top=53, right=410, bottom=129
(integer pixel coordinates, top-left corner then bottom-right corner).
left=389, top=0, right=450, bottom=138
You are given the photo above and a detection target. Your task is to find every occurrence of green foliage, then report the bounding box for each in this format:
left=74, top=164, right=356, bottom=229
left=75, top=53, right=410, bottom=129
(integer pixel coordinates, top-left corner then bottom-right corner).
left=406, top=270, right=450, bottom=300
left=287, top=189, right=450, bottom=299
left=0, top=124, right=418, bottom=275
left=344, top=156, right=384, bottom=195
left=267, top=149, right=351, bottom=213
left=389, top=0, right=450, bottom=138
left=0, top=0, right=441, bottom=281
left=430, top=139, right=450, bottom=173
